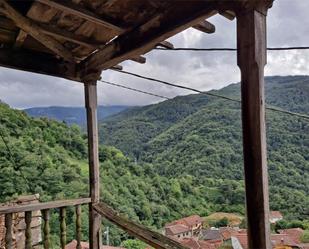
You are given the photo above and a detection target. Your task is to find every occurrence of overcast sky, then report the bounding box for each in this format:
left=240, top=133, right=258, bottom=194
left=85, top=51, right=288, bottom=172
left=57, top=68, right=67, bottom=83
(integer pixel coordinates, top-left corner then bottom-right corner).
left=1, top=0, right=309, bottom=109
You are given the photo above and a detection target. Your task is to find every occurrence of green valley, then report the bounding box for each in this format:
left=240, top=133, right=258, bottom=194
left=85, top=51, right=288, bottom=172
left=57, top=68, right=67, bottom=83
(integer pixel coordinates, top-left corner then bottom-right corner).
left=0, top=75, right=308, bottom=246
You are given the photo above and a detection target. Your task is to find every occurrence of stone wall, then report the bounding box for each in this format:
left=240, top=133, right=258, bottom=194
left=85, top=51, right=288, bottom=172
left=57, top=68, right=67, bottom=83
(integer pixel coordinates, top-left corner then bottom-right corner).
left=0, top=194, right=42, bottom=249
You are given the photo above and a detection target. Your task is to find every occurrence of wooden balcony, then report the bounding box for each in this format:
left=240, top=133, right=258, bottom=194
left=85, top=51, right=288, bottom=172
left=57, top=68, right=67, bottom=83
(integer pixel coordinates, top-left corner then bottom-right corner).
left=0, top=198, right=186, bottom=249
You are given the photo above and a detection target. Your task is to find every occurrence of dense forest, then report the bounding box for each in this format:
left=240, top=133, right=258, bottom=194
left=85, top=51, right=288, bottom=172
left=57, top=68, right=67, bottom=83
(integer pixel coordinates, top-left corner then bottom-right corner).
left=0, top=75, right=308, bottom=247
left=100, top=75, right=309, bottom=220
left=0, top=101, right=248, bottom=246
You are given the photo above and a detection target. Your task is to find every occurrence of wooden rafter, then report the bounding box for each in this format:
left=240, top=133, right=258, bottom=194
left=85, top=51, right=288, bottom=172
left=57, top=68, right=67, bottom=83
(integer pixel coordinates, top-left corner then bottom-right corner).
left=37, top=22, right=99, bottom=48
left=157, top=41, right=174, bottom=49
left=0, top=47, right=79, bottom=81
left=130, top=56, right=146, bottom=64
left=0, top=0, right=75, bottom=62
left=193, top=20, right=215, bottom=34
left=37, top=0, right=125, bottom=33
left=219, top=10, right=236, bottom=20
left=80, top=3, right=218, bottom=75
left=14, top=30, right=27, bottom=47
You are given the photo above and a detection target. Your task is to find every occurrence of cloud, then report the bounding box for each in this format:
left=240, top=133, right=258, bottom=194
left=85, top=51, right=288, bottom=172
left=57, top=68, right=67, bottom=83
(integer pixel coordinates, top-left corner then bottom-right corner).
left=0, top=1, right=308, bottom=108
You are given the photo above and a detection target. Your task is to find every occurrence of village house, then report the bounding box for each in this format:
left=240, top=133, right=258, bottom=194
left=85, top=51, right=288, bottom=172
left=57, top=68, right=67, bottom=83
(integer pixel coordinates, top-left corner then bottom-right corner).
left=179, top=237, right=223, bottom=249
left=231, top=232, right=309, bottom=249
left=278, top=228, right=305, bottom=244
left=164, top=215, right=203, bottom=238
left=270, top=211, right=284, bottom=224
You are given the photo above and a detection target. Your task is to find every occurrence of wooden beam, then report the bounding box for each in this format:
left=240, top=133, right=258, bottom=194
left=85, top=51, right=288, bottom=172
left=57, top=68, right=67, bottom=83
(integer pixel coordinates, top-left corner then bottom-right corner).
left=111, top=65, right=123, bottom=71
left=0, top=47, right=79, bottom=81
left=15, top=30, right=27, bottom=47
left=0, top=0, right=75, bottom=62
left=237, top=5, right=271, bottom=249
left=38, top=23, right=98, bottom=48
left=193, top=20, right=215, bottom=34
left=219, top=10, right=236, bottom=20
left=0, top=198, right=91, bottom=214
left=84, top=82, right=101, bottom=249
left=37, top=0, right=124, bottom=33
left=80, top=3, right=217, bottom=74
left=94, top=202, right=188, bottom=249
left=157, top=41, right=174, bottom=49
left=130, top=56, right=146, bottom=64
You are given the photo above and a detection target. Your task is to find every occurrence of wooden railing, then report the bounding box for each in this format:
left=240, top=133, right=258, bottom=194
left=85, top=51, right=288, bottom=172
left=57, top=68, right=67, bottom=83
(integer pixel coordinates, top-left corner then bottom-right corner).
left=1, top=198, right=187, bottom=249
left=0, top=197, right=91, bottom=249
left=94, top=202, right=188, bottom=249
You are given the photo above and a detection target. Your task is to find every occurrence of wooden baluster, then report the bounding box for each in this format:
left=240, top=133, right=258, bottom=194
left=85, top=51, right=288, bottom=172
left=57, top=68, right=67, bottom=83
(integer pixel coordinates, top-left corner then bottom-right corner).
left=76, top=205, right=82, bottom=249
left=5, top=213, right=13, bottom=249
left=42, top=209, right=50, bottom=249
left=25, top=211, right=32, bottom=249
left=60, top=207, right=66, bottom=249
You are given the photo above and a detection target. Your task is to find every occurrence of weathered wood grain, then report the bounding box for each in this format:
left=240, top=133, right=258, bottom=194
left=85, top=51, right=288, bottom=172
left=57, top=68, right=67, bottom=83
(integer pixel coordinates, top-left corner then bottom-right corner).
left=0, top=0, right=75, bottom=62
left=84, top=83, right=101, bottom=248
left=25, top=211, right=32, bottom=249
left=60, top=207, right=66, bottom=249
left=42, top=209, right=50, bottom=249
left=94, top=202, right=188, bottom=249
left=37, top=0, right=124, bottom=33
left=80, top=3, right=218, bottom=74
left=237, top=4, right=271, bottom=249
left=193, top=20, right=215, bottom=34
left=76, top=205, right=82, bottom=249
left=0, top=198, right=91, bottom=214
left=5, top=213, right=13, bottom=249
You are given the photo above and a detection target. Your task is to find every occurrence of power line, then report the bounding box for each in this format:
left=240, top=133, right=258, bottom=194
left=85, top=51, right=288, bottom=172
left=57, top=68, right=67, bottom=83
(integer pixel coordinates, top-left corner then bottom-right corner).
left=110, top=69, right=240, bottom=103
left=99, top=80, right=171, bottom=100
left=111, top=69, right=309, bottom=121
left=155, top=46, right=309, bottom=52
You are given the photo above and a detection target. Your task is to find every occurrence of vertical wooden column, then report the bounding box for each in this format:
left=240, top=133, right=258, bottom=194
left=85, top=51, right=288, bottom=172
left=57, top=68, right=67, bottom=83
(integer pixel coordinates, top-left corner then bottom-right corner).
left=5, top=213, right=13, bottom=249
left=237, top=5, right=271, bottom=249
left=84, top=80, right=101, bottom=249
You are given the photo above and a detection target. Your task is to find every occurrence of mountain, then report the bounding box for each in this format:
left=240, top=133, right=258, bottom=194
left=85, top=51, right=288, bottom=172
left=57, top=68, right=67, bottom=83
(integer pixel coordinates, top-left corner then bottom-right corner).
left=24, top=105, right=130, bottom=126
left=1, top=76, right=308, bottom=246
left=0, top=102, right=250, bottom=245
left=99, top=75, right=309, bottom=220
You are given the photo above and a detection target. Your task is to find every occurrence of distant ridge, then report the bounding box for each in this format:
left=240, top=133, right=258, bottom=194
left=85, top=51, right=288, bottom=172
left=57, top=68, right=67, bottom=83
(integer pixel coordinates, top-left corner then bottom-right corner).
left=24, top=105, right=131, bottom=126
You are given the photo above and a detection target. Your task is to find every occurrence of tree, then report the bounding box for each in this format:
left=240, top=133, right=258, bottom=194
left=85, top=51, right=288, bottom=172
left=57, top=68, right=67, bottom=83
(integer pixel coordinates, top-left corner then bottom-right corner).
left=121, top=239, right=148, bottom=249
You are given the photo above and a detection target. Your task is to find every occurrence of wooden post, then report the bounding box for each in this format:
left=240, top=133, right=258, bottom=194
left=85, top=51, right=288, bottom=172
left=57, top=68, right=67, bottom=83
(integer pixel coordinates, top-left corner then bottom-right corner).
left=237, top=4, right=271, bottom=249
left=5, top=213, right=13, bottom=249
left=42, top=209, right=50, bottom=249
left=25, top=211, right=32, bottom=249
left=84, top=81, right=101, bottom=249
left=76, top=205, right=82, bottom=249
left=59, top=207, right=67, bottom=249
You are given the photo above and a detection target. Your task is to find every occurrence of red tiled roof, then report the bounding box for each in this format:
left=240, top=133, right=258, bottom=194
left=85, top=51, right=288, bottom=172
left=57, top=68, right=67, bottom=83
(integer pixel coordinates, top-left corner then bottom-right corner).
left=232, top=233, right=302, bottom=249
left=179, top=238, right=222, bottom=249
left=165, top=224, right=191, bottom=235
left=271, top=234, right=299, bottom=247
left=233, top=234, right=248, bottom=249
left=219, top=227, right=239, bottom=240
left=270, top=211, right=283, bottom=219
left=166, top=215, right=203, bottom=228
left=278, top=228, right=304, bottom=244
left=65, top=240, right=125, bottom=249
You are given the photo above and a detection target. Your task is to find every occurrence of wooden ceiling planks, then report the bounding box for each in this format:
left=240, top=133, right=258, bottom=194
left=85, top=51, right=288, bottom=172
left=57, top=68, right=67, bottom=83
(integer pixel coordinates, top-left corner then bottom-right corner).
left=0, top=0, right=264, bottom=81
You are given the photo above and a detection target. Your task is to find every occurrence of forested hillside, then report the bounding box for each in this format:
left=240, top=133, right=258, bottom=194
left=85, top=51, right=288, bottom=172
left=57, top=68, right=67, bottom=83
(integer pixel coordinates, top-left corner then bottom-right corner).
left=0, top=102, right=247, bottom=246
left=0, top=75, right=308, bottom=246
left=100, top=76, right=309, bottom=220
